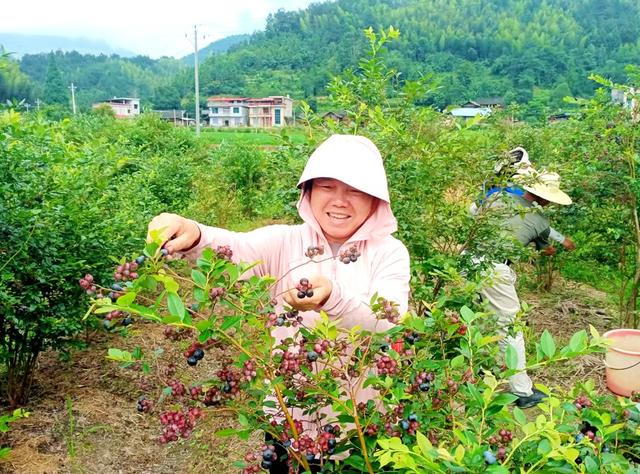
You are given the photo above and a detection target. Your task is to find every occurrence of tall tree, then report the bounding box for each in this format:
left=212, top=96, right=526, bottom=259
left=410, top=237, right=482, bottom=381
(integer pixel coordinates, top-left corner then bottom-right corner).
left=43, top=53, right=68, bottom=106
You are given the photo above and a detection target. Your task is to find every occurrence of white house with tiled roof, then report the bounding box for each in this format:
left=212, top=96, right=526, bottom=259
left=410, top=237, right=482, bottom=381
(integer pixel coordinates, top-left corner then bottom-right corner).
left=93, top=97, right=140, bottom=118
left=206, top=96, right=293, bottom=128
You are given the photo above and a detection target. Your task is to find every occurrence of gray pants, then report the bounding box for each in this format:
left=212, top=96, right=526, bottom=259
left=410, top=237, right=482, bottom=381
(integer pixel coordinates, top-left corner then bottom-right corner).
left=480, top=263, right=533, bottom=397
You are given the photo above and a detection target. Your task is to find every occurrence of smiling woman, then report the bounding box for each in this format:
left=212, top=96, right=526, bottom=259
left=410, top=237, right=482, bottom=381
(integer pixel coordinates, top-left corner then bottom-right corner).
left=308, top=178, right=377, bottom=248
left=146, top=133, right=410, bottom=473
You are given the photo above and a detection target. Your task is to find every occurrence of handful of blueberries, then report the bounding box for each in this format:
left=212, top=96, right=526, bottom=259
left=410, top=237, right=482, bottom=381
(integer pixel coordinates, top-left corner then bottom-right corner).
left=296, top=278, right=314, bottom=298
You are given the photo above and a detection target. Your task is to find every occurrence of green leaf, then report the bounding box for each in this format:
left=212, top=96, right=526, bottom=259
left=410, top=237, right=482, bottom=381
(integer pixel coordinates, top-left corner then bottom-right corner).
left=537, top=438, right=552, bottom=455
left=193, top=287, right=207, bottom=303
left=540, top=330, right=556, bottom=358
left=167, top=292, right=185, bottom=319
left=505, top=345, right=519, bottom=371
left=238, top=413, right=249, bottom=426
left=221, top=315, right=242, bottom=331
left=459, top=305, right=476, bottom=323
left=491, top=393, right=519, bottom=407
left=191, top=269, right=207, bottom=287
left=416, top=431, right=432, bottom=457
left=450, top=354, right=465, bottom=368
left=116, top=291, right=136, bottom=307
left=215, top=428, right=237, bottom=437
left=568, top=330, right=587, bottom=353
left=513, top=407, right=527, bottom=425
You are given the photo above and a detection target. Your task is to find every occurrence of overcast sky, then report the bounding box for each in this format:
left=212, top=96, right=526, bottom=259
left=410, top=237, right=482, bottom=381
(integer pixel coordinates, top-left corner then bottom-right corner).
left=0, top=0, right=319, bottom=58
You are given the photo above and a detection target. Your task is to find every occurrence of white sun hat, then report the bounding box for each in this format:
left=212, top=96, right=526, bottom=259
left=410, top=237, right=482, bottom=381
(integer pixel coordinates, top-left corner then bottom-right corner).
left=516, top=169, right=572, bottom=205
left=296, top=134, right=390, bottom=203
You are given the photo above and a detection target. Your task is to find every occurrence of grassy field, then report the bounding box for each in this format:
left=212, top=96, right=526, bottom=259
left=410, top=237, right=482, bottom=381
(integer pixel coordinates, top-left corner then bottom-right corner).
left=197, top=127, right=309, bottom=146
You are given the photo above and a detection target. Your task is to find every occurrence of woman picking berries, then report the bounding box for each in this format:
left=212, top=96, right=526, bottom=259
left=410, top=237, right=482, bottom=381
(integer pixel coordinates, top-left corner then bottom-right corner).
left=147, top=134, right=409, bottom=472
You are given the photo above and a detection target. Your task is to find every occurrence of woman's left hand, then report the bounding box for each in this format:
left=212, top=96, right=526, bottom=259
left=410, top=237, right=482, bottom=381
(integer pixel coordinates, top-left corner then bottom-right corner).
left=284, top=275, right=333, bottom=312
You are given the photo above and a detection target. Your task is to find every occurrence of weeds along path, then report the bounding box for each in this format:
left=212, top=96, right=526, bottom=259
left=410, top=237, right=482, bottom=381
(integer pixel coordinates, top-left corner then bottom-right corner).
left=0, top=324, right=259, bottom=473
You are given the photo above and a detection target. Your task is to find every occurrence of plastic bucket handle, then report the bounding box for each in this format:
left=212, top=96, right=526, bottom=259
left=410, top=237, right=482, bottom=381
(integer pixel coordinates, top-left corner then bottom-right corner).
left=604, top=359, right=640, bottom=371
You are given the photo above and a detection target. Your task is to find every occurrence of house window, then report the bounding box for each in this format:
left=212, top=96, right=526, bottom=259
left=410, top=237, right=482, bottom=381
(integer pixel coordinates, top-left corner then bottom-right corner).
left=212, top=107, right=218, bottom=114
left=274, top=108, right=281, bottom=125
left=134, top=103, right=138, bottom=109
left=233, top=107, right=239, bottom=114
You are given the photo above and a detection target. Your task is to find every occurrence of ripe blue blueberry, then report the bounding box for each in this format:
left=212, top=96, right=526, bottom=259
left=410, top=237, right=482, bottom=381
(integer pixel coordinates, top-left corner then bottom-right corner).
left=111, top=283, right=123, bottom=291
left=307, top=351, right=319, bottom=362
left=408, top=413, right=418, bottom=422
left=262, top=449, right=274, bottom=461
left=261, top=460, right=272, bottom=469
left=276, top=317, right=285, bottom=326
left=135, top=255, right=146, bottom=264
left=400, top=420, right=410, bottom=430
left=187, top=356, right=198, bottom=366
left=193, top=348, right=205, bottom=360
left=102, top=320, right=111, bottom=329
left=575, top=433, right=584, bottom=442
left=122, top=317, right=133, bottom=326
left=483, top=450, right=497, bottom=465
left=419, top=382, right=430, bottom=392
left=306, top=453, right=315, bottom=462
left=161, top=248, right=169, bottom=256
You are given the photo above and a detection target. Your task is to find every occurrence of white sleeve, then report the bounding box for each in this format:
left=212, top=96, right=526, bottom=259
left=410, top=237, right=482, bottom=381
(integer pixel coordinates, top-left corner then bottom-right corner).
left=548, top=227, right=565, bottom=243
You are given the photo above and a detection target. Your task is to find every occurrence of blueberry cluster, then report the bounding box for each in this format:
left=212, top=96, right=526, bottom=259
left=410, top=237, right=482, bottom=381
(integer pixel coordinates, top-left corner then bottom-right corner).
left=241, top=359, right=257, bottom=382
left=274, top=309, right=303, bottom=328
left=338, top=245, right=360, bottom=264
left=376, top=355, right=399, bottom=376
left=279, top=349, right=306, bottom=377
left=411, top=371, right=434, bottom=393
left=215, top=245, right=233, bottom=261
left=304, top=245, right=325, bottom=258
left=158, top=407, right=204, bottom=443
left=78, top=274, right=97, bottom=295
left=296, top=278, right=314, bottom=298
left=404, top=331, right=420, bottom=345
left=168, top=379, right=186, bottom=397
left=102, top=309, right=133, bottom=329
left=376, top=297, right=400, bottom=324
left=399, top=413, right=420, bottom=435
left=209, top=287, right=225, bottom=300
left=217, top=366, right=242, bottom=397
left=259, top=444, right=278, bottom=470
left=447, top=313, right=468, bottom=335
left=114, top=258, right=141, bottom=282
left=574, top=394, right=593, bottom=410
left=578, top=422, right=602, bottom=443
left=136, top=395, right=153, bottom=413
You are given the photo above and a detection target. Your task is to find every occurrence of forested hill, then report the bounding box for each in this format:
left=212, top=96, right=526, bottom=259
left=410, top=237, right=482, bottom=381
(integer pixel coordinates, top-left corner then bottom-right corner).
left=197, top=0, right=640, bottom=108
left=3, top=0, right=640, bottom=112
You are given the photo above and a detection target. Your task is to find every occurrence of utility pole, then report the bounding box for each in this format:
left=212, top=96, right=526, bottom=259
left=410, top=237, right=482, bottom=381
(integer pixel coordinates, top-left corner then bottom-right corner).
left=69, top=83, right=77, bottom=115
left=193, top=25, right=201, bottom=136
left=35, top=98, right=41, bottom=111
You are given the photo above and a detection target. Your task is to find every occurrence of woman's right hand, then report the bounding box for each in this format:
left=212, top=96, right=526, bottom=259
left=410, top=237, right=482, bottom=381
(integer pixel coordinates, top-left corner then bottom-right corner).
left=147, top=213, right=201, bottom=254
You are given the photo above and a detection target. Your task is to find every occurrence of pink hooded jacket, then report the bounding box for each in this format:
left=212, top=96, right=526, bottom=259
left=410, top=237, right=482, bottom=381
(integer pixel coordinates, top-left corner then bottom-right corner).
left=183, top=135, right=409, bottom=440
left=185, top=135, right=410, bottom=338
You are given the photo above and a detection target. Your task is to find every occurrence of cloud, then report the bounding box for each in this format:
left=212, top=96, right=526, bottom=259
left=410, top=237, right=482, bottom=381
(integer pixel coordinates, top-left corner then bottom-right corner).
left=0, top=0, right=318, bottom=58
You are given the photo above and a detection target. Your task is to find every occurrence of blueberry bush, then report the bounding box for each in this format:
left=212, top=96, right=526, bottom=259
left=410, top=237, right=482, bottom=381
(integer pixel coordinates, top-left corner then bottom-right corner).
left=85, top=239, right=640, bottom=472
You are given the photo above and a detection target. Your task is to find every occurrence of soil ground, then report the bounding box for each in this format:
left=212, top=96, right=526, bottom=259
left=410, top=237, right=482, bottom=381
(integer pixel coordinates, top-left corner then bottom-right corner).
left=0, top=269, right=621, bottom=474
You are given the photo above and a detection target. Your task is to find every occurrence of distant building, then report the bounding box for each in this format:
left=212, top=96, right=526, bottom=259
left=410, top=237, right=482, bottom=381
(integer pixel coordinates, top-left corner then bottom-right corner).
left=93, top=97, right=140, bottom=118
left=206, top=95, right=293, bottom=128
left=612, top=87, right=639, bottom=121
left=322, top=110, right=348, bottom=123
left=153, top=109, right=189, bottom=125
left=471, top=97, right=505, bottom=108
left=450, top=106, right=491, bottom=119
left=547, top=112, right=572, bottom=123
